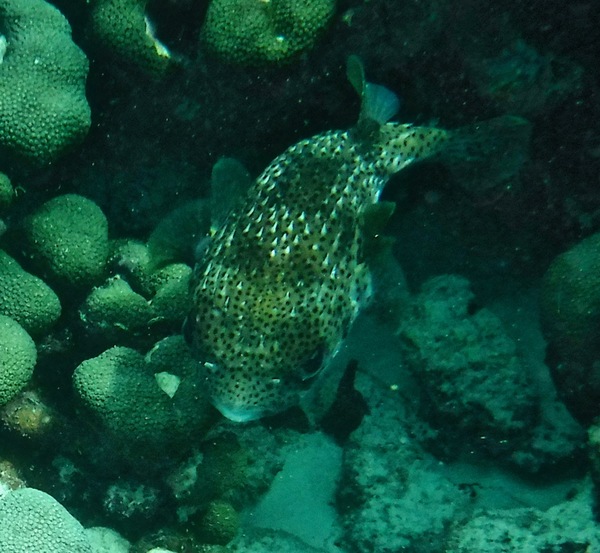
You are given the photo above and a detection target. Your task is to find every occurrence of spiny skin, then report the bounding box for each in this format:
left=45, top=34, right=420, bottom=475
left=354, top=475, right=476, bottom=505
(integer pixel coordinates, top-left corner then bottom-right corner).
left=188, top=122, right=449, bottom=421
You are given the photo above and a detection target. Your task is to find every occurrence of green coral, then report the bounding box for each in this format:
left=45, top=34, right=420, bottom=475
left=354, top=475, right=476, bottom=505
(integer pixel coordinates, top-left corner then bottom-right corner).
left=0, top=250, right=61, bottom=335
left=73, top=336, right=214, bottom=455
left=201, top=0, right=336, bottom=65
left=148, top=263, right=192, bottom=326
left=0, top=315, right=36, bottom=407
left=79, top=276, right=154, bottom=345
left=88, top=0, right=172, bottom=77
left=108, top=239, right=154, bottom=296
left=23, top=194, right=109, bottom=290
left=0, top=0, right=90, bottom=167
left=108, top=239, right=193, bottom=328
left=0, top=487, right=92, bottom=552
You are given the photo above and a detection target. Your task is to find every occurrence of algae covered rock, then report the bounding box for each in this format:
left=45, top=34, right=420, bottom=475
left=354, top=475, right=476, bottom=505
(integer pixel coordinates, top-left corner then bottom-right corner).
left=0, top=315, right=36, bottom=407
left=398, top=275, right=537, bottom=458
left=540, top=232, right=600, bottom=423
left=88, top=0, right=172, bottom=77
left=73, top=336, right=214, bottom=455
left=0, top=487, right=93, bottom=552
left=540, top=232, right=600, bottom=366
left=0, top=0, right=90, bottom=167
left=23, top=194, right=109, bottom=290
left=0, top=250, right=61, bottom=335
left=201, top=0, right=336, bottom=65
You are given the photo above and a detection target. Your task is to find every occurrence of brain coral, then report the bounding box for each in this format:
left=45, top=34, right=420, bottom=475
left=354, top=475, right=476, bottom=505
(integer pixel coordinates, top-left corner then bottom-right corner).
left=0, top=315, right=36, bottom=407
left=79, top=275, right=154, bottom=347
left=201, top=0, right=336, bottom=65
left=0, top=0, right=91, bottom=167
left=88, top=0, right=172, bottom=77
left=0, top=487, right=92, bottom=552
left=0, top=250, right=62, bottom=335
left=73, top=337, right=214, bottom=456
left=23, top=194, right=109, bottom=290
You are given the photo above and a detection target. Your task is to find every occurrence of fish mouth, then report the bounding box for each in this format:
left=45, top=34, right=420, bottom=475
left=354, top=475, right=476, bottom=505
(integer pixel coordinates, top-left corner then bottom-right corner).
left=208, top=373, right=298, bottom=423
left=211, top=396, right=268, bottom=423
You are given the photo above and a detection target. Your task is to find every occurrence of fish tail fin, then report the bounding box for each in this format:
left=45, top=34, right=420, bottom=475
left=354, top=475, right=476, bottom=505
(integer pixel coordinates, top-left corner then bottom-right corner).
left=347, top=55, right=400, bottom=125
left=439, top=115, right=532, bottom=193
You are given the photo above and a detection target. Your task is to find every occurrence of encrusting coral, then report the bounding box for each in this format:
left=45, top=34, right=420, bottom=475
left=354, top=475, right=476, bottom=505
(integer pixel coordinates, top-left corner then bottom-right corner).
left=0, top=487, right=93, bottom=552
left=201, top=0, right=336, bottom=65
left=0, top=250, right=62, bottom=336
left=87, top=0, right=173, bottom=77
left=72, top=336, right=214, bottom=458
left=0, top=315, right=37, bottom=407
left=22, top=194, right=109, bottom=291
left=0, top=0, right=90, bottom=167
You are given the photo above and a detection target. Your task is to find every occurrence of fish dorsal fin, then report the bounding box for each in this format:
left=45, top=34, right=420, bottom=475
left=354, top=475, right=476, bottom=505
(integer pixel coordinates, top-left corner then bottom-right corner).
left=347, top=55, right=400, bottom=126
left=210, top=157, right=252, bottom=231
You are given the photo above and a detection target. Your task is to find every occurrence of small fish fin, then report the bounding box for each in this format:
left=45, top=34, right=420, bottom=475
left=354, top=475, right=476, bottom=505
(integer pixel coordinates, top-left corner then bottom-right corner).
left=147, top=199, right=211, bottom=270
left=439, top=115, right=532, bottom=193
left=364, top=241, right=410, bottom=327
left=361, top=201, right=396, bottom=238
left=346, top=54, right=366, bottom=97
left=210, top=157, right=252, bottom=231
left=347, top=55, right=400, bottom=126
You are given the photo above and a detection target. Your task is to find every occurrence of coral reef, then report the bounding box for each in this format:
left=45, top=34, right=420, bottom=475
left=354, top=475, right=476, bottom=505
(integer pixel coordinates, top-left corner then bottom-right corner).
left=0, top=251, right=62, bottom=335
left=79, top=276, right=155, bottom=346
left=72, top=337, right=214, bottom=458
left=0, top=0, right=596, bottom=550
left=201, top=0, right=336, bottom=65
left=0, top=315, right=36, bottom=406
left=0, top=0, right=90, bottom=168
left=398, top=275, right=538, bottom=460
left=0, top=487, right=93, bottom=552
left=22, top=194, right=109, bottom=291
left=87, top=0, right=173, bottom=77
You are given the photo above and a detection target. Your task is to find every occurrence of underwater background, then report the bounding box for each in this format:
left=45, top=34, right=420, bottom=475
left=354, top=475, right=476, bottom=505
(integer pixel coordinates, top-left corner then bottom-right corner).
left=0, top=0, right=599, bottom=551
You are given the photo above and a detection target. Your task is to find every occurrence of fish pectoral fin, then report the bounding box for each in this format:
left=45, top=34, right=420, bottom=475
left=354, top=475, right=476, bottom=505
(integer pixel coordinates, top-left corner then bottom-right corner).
left=360, top=201, right=396, bottom=237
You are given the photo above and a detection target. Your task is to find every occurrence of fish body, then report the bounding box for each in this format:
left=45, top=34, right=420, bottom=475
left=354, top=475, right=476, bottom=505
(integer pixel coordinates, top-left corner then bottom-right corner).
left=186, top=59, right=530, bottom=422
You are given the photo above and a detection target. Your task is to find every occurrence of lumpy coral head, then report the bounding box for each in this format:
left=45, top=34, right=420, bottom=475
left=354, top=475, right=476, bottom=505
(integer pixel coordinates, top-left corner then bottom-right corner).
left=201, top=0, right=336, bottom=65
left=88, top=0, right=172, bottom=77
left=0, top=315, right=36, bottom=407
left=0, top=0, right=91, bottom=167
left=23, top=194, right=109, bottom=291
left=0, top=488, right=93, bottom=552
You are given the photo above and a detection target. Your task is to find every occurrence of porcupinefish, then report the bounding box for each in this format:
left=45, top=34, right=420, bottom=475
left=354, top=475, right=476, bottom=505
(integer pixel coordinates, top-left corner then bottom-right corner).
left=184, top=56, right=530, bottom=422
